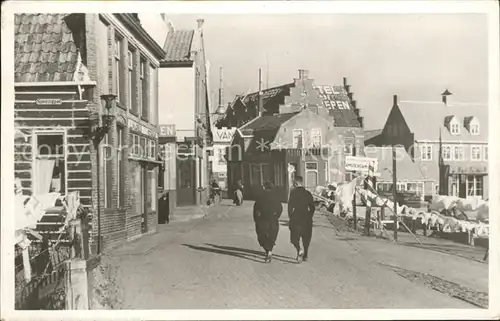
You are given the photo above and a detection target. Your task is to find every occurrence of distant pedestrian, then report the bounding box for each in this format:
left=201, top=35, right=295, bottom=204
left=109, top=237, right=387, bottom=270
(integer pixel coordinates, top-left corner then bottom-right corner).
left=288, top=176, right=316, bottom=263
left=233, top=179, right=244, bottom=206
left=253, top=181, right=283, bottom=263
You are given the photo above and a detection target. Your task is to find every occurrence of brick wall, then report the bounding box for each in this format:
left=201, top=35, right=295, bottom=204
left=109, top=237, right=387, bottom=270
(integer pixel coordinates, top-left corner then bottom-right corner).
left=85, top=14, right=161, bottom=252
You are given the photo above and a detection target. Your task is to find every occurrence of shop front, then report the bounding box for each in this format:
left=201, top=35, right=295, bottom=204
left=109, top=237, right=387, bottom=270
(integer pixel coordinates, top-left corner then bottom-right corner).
left=127, top=119, right=161, bottom=236
left=444, top=164, right=488, bottom=199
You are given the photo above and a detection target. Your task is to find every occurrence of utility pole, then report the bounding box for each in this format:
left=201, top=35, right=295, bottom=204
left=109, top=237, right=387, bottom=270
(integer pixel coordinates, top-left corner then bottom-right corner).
left=266, top=51, right=269, bottom=89
left=392, top=144, right=398, bottom=241
left=218, top=66, right=224, bottom=110
left=352, top=138, right=357, bottom=231
left=258, top=68, right=263, bottom=117
left=392, top=95, right=399, bottom=241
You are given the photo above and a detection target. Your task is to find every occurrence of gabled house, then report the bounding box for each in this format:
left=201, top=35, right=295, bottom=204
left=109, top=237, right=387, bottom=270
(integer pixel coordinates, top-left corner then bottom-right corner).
left=216, top=70, right=364, bottom=129
left=226, top=108, right=348, bottom=202
left=158, top=19, right=212, bottom=209
left=14, top=13, right=166, bottom=253
left=366, top=91, right=488, bottom=200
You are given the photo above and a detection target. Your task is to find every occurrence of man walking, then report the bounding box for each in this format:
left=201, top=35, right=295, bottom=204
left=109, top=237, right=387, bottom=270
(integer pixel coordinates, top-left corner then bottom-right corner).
left=288, top=176, right=316, bottom=263
left=253, top=181, right=283, bottom=263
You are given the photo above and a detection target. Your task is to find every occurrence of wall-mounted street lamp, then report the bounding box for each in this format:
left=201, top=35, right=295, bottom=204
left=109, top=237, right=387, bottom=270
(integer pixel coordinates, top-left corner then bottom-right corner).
left=92, top=94, right=116, bottom=255
left=90, top=94, right=117, bottom=144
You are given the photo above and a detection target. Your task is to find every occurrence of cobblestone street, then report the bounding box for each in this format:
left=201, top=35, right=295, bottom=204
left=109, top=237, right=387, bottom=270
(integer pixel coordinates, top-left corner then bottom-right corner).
left=93, top=200, right=487, bottom=309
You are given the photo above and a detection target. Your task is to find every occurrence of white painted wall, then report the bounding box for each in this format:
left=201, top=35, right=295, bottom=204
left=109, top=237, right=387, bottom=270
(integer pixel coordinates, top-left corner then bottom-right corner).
left=158, top=66, right=195, bottom=140
left=138, top=14, right=168, bottom=48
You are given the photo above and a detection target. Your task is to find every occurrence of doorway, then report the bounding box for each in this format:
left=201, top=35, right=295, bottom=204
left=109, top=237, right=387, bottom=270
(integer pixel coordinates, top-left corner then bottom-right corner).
left=177, top=157, right=196, bottom=206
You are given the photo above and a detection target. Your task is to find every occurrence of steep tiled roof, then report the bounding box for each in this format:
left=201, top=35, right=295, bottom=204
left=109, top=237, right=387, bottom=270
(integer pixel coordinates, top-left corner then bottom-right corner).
left=14, top=13, right=79, bottom=82
left=314, top=85, right=361, bottom=128
left=239, top=112, right=299, bottom=136
left=163, top=30, right=194, bottom=62
left=397, top=101, right=488, bottom=142
left=240, top=83, right=294, bottom=111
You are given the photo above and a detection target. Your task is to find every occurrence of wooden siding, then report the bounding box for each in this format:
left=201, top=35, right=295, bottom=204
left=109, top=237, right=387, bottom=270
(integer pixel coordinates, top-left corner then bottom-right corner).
left=14, top=93, right=93, bottom=199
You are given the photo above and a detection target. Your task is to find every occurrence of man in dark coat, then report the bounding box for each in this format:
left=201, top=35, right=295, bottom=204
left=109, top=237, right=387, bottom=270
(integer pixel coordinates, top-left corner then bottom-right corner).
left=253, top=181, right=283, bottom=263
left=288, top=176, right=315, bottom=263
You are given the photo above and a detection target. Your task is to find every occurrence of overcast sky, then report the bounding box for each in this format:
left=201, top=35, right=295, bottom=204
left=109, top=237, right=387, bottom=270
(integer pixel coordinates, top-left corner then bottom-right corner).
left=167, top=14, right=488, bottom=129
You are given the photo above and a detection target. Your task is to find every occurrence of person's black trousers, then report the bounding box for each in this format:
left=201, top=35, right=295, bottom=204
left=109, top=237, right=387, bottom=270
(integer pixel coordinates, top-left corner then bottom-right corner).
left=289, top=220, right=313, bottom=256
left=255, top=218, right=279, bottom=252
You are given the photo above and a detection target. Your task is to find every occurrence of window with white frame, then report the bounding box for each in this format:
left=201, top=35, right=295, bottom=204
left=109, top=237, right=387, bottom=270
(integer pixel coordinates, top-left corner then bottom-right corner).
left=470, top=123, right=480, bottom=135
left=453, top=145, right=465, bottom=161
left=471, top=145, right=482, bottom=161
left=311, top=128, right=321, bottom=148
left=420, top=144, right=432, bottom=160
left=484, top=145, right=488, bottom=161
left=466, top=175, right=483, bottom=198
left=114, top=36, right=122, bottom=102
left=344, top=143, right=354, bottom=156
left=450, top=119, right=460, bottom=135
left=34, top=132, right=66, bottom=195
left=442, top=145, right=452, bottom=161
left=292, top=129, right=303, bottom=149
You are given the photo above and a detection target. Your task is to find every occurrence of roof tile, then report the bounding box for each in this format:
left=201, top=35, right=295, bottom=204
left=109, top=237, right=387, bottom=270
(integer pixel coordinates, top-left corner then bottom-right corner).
left=162, top=29, right=195, bottom=63
left=15, top=13, right=79, bottom=83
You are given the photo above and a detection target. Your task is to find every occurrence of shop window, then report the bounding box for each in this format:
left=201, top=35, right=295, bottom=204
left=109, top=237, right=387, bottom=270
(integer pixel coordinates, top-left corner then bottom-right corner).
left=140, top=137, right=146, bottom=158
left=467, top=175, right=483, bottom=198
left=146, top=170, right=156, bottom=212
left=292, top=129, right=303, bottom=149
left=34, top=133, right=66, bottom=194
left=484, top=146, right=488, bottom=161
left=134, top=135, right=139, bottom=156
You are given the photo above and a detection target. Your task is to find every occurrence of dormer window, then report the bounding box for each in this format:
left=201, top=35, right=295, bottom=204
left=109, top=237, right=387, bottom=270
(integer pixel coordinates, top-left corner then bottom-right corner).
left=450, top=122, right=460, bottom=135
left=464, top=116, right=480, bottom=135
left=445, top=115, right=461, bottom=135
left=470, top=124, right=480, bottom=135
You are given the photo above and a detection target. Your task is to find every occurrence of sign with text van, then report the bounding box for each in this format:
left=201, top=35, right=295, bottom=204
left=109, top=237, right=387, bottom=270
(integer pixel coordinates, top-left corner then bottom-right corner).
left=213, top=128, right=236, bottom=143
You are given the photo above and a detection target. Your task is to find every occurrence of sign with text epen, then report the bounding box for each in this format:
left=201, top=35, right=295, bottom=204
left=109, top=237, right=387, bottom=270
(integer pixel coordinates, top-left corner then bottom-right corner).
left=213, top=128, right=236, bottom=143
left=345, top=156, right=379, bottom=174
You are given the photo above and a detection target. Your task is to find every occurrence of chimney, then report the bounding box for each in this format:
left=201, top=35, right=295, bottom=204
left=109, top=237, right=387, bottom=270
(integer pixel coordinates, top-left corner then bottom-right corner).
left=441, top=89, right=453, bottom=106
left=197, top=19, right=204, bottom=29
left=343, top=77, right=351, bottom=93
left=161, top=13, right=166, bottom=21
left=347, top=92, right=353, bottom=101
left=351, top=100, right=357, bottom=109
left=393, top=94, right=398, bottom=106
left=298, top=69, right=309, bottom=79
left=358, top=117, right=364, bottom=128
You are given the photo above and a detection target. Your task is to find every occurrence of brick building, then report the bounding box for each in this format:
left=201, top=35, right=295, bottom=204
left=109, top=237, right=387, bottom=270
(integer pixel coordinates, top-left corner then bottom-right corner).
left=225, top=70, right=364, bottom=202
left=158, top=19, right=213, bottom=209
left=366, top=92, right=489, bottom=200
left=14, top=13, right=167, bottom=253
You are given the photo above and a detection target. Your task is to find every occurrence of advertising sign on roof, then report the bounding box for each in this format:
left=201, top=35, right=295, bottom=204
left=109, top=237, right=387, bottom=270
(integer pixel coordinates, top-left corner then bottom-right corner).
left=213, top=128, right=236, bottom=143
left=345, top=156, right=379, bottom=174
